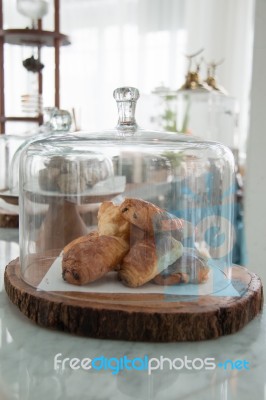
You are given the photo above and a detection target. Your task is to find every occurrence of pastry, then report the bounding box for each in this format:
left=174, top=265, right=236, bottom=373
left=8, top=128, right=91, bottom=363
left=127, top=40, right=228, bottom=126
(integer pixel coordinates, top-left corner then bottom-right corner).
left=153, top=251, right=209, bottom=285
left=39, top=156, right=112, bottom=193
left=61, top=197, right=203, bottom=289
left=63, top=231, right=98, bottom=254
left=38, top=167, right=60, bottom=191
left=56, top=174, right=87, bottom=194
left=62, top=235, right=129, bottom=285
left=153, top=272, right=190, bottom=285
left=118, top=236, right=183, bottom=287
left=119, top=198, right=163, bottom=233
left=119, top=198, right=191, bottom=240
left=160, top=218, right=194, bottom=242
left=129, top=224, right=153, bottom=246
left=98, top=201, right=130, bottom=240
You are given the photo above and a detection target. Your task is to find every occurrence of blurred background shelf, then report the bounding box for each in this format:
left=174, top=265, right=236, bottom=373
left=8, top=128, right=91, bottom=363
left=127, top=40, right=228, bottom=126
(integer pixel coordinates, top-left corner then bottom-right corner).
left=0, top=28, right=70, bottom=46
left=0, top=0, right=70, bottom=133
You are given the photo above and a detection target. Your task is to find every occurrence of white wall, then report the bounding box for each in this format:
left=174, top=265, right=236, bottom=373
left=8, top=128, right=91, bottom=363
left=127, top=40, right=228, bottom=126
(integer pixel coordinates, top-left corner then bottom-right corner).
left=59, top=0, right=254, bottom=148
left=246, top=0, right=266, bottom=283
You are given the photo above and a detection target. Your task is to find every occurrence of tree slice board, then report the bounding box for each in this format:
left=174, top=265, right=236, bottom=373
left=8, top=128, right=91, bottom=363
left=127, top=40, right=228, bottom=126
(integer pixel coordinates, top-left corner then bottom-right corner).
left=4, top=258, right=263, bottom=342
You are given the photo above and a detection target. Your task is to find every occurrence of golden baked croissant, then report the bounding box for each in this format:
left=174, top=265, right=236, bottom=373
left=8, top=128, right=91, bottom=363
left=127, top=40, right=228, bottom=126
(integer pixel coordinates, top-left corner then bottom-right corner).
left=119, top=198, right=162, bottom=233
left=153, top=272, right=190, bottom=285
left=62, top=235, right=129, bottom=285
left=98, top=201, right=130, bottom=240
left=63, top=231, right=98, bottom=254
left=129, top=224, right=153, bottom=246
left=119, top=198, right=191, bottom=240
left=118, top=236, right=183, bottom=287
left=153, top=251, right=209, bottom=285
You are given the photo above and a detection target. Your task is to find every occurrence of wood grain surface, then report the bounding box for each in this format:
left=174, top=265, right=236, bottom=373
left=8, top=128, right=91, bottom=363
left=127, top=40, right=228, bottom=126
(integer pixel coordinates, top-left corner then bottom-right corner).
left=4, top=258, right=263, bottom=342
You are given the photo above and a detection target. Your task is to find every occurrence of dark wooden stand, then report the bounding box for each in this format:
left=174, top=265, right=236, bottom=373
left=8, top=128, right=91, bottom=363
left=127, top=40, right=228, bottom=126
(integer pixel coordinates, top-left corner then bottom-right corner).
left=4, top=258, right=263, bottom=342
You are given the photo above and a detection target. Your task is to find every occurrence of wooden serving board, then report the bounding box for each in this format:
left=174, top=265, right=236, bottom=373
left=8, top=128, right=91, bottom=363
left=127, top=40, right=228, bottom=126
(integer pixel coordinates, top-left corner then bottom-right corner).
left=4, top=258, right=263, bottom=342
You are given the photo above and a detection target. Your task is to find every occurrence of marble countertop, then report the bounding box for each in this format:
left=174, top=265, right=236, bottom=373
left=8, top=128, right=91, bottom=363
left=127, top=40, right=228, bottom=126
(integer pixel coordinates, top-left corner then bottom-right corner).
left=0, top=228, right=265, bottom=400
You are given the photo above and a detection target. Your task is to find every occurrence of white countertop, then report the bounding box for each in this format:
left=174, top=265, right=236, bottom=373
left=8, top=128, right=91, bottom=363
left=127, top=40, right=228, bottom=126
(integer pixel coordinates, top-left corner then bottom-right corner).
left=0, top=228, right=265, bottom=400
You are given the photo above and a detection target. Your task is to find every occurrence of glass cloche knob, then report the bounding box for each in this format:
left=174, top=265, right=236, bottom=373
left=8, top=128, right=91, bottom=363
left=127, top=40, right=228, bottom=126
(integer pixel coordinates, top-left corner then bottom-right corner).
left=50, top=109, right=72, bottom=132
left=113, top=87, right=140, bottom=133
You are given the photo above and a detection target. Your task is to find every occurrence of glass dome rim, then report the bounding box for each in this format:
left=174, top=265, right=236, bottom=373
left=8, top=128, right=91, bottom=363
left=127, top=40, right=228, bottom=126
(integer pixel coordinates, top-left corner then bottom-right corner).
left=20, top=127, right=234, bottom=150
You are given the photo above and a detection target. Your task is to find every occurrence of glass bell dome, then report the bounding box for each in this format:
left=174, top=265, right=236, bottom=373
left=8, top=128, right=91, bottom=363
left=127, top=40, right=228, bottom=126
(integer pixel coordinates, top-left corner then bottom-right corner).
left=18, top=87, right=236, bottom=301
left=0, top=134, right=26, bottom=192
left=8, top=108, right=72, bottom=195
left=175, top=57, right=239, bottom=148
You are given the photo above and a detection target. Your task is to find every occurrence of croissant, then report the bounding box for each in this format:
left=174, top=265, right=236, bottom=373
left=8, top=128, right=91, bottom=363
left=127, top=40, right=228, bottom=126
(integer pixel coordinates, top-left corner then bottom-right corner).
left=98, top=201, right=130, bottom=240
left=119, top=198, right=191, bottom=240
left=129, top=224, right=153, bottom=246
left=63, top=231, right=98, bottom=254
left=153, top=251, right=209, bottom=285
left=119, top=198, right=162, bottom=233
left=153, top=272, right=190, bottom=285
left=118, top=236, right=183, bottom=287
left=62, top=235, right=129, bottom=285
